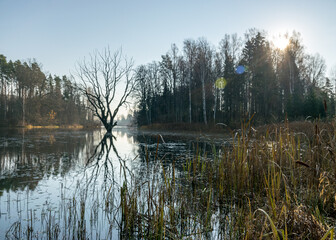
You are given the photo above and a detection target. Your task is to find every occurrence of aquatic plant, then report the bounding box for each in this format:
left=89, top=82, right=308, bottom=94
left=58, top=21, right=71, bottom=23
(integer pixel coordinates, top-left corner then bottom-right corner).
left=5, top=120, right=336, bottom=239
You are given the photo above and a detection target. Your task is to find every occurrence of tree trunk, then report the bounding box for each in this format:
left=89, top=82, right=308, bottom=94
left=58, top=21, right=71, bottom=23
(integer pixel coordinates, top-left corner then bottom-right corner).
left=214, top=88, right=217, bottom=124
left=104, top=120, right=117, bottom=134
left=189, top=71, right=192, bottom=123
left=22, top=89, right=25, bottom=126
left=201, top=73, right=207, bottom=125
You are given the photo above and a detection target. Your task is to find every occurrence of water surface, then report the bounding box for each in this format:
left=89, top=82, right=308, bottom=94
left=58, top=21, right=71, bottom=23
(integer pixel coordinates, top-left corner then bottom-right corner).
left=0, top=127, right=227, bottom=238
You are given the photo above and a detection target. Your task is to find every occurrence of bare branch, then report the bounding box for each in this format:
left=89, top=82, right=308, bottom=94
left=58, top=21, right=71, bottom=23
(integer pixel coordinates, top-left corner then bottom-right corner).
left=75, top=47, right=135, bottom=133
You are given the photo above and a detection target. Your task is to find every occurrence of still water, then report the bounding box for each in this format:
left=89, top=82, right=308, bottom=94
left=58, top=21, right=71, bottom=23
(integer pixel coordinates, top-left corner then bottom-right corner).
left=0, top=127, right=227, bottom=239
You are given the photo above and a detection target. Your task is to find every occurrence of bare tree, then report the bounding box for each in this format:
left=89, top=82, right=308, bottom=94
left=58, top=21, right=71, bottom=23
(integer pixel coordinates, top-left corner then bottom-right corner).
left=304, top=53, right=326, bottom=87
left=76, top=47, right=134, bottom=133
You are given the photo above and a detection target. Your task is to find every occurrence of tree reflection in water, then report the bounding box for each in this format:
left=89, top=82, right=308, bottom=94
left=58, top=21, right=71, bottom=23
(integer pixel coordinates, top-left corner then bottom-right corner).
left=2, top=128, right=227, bottom=239
left=84, top=132, right=134, bottom=186
left=0, top=129, right=95, bottom=195
left=2, top=129, right=138, bottom=239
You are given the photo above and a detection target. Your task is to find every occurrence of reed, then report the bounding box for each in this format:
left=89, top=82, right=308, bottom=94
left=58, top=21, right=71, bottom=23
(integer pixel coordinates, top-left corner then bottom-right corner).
left=5, top=120, right=336, bottom=239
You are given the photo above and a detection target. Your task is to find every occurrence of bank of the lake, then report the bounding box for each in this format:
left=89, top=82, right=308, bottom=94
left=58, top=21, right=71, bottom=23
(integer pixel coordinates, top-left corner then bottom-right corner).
left=139, top=122, right=232, bottom=135
left=140, top=120, right=335, bottom=138
left=0, top=123, right=102, bottom=130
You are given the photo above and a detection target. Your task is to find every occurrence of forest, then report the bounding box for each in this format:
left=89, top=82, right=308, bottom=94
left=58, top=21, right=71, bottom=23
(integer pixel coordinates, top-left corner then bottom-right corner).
left=134, top=29, right=335, bottom=127
left=0, top=55, right=94, bottom=127
left=1, top=29, right=335, bottom=129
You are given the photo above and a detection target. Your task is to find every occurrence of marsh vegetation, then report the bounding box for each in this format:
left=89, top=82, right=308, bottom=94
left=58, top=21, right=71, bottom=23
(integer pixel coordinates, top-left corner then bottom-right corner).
left=1, top=120, right=335, bottom=239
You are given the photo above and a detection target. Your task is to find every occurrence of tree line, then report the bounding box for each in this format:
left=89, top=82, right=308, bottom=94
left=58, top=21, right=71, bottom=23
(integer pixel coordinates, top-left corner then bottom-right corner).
left=134, top=29, right=335, bottom=127
left=0, top=55, right=94, bottom=127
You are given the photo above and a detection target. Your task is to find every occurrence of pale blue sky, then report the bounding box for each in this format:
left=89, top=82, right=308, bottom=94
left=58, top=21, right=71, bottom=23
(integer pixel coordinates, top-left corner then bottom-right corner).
left=1, top=0, right=336, bottom=77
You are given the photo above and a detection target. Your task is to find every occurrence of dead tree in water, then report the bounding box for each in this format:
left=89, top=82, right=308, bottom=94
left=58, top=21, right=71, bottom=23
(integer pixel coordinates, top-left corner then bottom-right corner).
left=77, top=48, right=134, bottom=133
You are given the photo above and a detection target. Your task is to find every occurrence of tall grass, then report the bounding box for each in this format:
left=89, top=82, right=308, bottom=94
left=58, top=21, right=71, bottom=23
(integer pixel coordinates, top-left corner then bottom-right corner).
left=6, top=121, right=336, bottom=239
left=114, top=120, right=336, bottom=239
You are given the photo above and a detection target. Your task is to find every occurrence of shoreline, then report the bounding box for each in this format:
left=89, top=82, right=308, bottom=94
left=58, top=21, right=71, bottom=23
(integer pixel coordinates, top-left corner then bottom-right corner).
left=138, top=120, right=334, bottom=138
left=0, top=124, right=102, bottom=130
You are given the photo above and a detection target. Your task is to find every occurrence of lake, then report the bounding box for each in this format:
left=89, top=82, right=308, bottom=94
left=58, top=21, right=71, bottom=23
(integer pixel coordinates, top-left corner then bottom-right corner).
left=0, top=126, right=229, bottom=239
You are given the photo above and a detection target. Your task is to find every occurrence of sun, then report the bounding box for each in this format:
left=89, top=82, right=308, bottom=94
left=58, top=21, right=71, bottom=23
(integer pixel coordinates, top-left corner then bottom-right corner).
left=271, top=34, right=289, bottom=50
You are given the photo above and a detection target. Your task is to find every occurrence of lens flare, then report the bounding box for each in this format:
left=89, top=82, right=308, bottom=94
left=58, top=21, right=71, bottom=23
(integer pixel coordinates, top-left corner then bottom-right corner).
left=235, top=65, right=245, bottom=74
left=215, top=77, right=227, bottom=89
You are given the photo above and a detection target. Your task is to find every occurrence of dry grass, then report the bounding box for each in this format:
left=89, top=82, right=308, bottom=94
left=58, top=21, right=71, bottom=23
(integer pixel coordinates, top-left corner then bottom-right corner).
left=116, top=120, right=336, bottom=239
left=25, top=124, right=85, bottom=129
left=6, top=120, right=336, bottom=239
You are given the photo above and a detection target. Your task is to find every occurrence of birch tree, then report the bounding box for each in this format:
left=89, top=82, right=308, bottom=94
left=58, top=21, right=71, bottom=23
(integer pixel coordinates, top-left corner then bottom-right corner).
left=196, top=38, right=212, bottom=125
left=183, top=39, right=197, bottom=123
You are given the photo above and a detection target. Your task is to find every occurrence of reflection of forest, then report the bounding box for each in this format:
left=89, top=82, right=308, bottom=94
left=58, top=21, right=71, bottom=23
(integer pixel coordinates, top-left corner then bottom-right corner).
left=0, top=127, right=226, bottom=197
left=0, top=129, right=96, bottom=195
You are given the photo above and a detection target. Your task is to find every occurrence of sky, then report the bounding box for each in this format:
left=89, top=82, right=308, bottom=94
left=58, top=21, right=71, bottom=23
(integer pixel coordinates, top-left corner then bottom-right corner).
left=1, top=0, right=336, bottom=77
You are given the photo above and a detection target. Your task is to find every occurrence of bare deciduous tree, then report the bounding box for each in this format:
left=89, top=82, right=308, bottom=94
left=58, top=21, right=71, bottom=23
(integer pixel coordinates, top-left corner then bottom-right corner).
left=76, top=48, right=134, bottom=133
left=304, top=53, right=326, bottom=86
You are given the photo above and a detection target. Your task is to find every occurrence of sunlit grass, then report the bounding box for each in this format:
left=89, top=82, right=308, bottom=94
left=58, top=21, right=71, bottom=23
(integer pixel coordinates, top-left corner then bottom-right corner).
left=25, top=124, right=84, bottom=129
